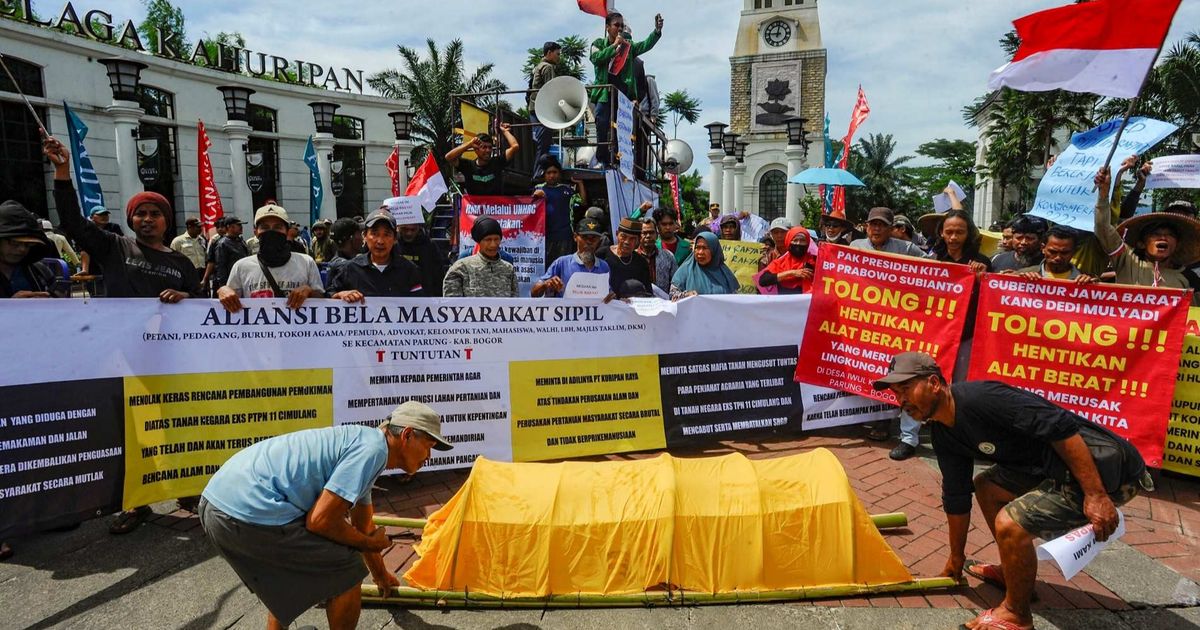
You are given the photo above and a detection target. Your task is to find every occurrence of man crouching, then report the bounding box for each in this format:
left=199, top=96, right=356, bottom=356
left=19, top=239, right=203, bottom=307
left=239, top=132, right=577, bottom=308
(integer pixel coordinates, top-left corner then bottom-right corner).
left=874, top=352, right=1151, bottom=630
left=198, top=402, right=452, bottom=629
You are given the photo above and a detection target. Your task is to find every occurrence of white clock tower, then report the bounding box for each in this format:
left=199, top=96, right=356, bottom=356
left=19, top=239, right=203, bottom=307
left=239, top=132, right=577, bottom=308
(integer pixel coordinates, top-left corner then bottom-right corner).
left=724, top=0, right=827, bottom=222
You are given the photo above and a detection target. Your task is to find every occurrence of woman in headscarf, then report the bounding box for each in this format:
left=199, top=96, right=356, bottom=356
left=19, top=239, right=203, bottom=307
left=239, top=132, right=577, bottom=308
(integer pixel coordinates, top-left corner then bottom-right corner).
left=756, top=227, right=817, bottom=294
left=670, top=232, right=739, bottom=298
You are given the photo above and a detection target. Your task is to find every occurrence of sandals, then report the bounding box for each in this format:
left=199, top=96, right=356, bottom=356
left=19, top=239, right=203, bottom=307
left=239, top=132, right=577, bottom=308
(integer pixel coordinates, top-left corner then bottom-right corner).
left=962, top=607, right=1034, bottom=630
left=109, top=506, right=152, bottom=535
left=964, top=560, right=1039, bottom=601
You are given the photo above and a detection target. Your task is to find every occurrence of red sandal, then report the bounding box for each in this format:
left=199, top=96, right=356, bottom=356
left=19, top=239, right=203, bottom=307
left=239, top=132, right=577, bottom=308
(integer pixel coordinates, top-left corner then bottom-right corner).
left=965, top=607, right=1034, bottom=630
left=963, top=560, right=1040, bottom=602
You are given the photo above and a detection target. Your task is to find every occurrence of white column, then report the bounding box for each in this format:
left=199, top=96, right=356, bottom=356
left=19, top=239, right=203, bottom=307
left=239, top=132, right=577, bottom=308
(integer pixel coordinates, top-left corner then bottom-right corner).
left=732, top=162, right=746, bottom=213
left=223, top=120, right=253, bottom=223
left=312, top=132, right=337, bottom=223
left=106, top=101, right=144, bottom=207
left=721, top=155, right=737, bottom=215
left=395, top=139, right=414, bottom=192
left=784, top=144, right=806, bottom=226
left=707, top=148, right=724, bottom=213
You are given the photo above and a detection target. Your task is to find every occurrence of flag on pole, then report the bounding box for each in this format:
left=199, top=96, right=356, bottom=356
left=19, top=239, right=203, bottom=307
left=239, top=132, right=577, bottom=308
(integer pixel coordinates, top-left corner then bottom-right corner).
left=833, top=87, right=870, bottom=214
left=987, top=0, right=1181, bottom=98
left=820, top=113, right=833, bottom=213
left=196, top=120, right=224, bottom=233
left=668, top=172, right=681, bottom=213
left=578, top=0, right=615, bottom=17
left=406, top=154, right=448, bottom=212
left=386, top=146, right=401, bottom=197
left=62, top=102, right=105, bottom=215
left=303, top=136, right=323, bottom=227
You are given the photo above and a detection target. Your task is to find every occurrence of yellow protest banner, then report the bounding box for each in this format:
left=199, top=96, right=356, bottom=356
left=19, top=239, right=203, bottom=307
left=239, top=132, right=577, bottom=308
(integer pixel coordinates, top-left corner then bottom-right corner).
left=509, top=355, right=665, bottom=461
left=1165, top=308, right=1200, bottom=476
left=122, top=369, right=333, bottom=508
left=720, top=239, right=763, bottom=295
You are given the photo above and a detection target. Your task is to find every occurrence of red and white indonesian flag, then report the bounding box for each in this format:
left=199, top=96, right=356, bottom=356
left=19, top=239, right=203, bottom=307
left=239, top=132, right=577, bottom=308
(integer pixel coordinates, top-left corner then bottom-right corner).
left=987, top=0, right=1181, bottom=99
left=578, top=0, right=615, bottom=17
left=405, top=154, right=448, bottom=212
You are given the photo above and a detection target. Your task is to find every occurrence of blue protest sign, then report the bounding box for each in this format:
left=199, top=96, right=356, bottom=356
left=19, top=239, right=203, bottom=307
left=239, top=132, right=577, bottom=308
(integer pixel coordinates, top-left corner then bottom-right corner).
left=1029, top=117, right=1177, bottom=232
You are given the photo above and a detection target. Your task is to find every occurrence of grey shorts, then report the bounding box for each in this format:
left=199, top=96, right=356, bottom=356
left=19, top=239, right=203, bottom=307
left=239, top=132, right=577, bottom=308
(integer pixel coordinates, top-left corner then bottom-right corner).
left=198, top=497, right=367, bottom=626
left=977, top=465, right=1146, bottom=540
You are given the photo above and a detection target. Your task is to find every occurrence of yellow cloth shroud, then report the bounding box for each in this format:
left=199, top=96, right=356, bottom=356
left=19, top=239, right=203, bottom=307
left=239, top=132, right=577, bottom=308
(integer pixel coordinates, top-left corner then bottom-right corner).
left=405, top=449, right=913, bottom=596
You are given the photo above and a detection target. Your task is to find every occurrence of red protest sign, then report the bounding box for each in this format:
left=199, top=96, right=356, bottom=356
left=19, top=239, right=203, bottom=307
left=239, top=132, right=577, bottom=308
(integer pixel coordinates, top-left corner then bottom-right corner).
left=968, top=275, right=1191, bottom=468
left=796, top=243, right=976, bottom=404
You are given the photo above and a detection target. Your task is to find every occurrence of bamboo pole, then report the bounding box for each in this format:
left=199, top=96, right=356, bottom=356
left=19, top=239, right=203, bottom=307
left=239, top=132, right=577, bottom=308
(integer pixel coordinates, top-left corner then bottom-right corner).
left=360, top=577, right=960, bottom=608
left=374, top=512, right=910, bottom=531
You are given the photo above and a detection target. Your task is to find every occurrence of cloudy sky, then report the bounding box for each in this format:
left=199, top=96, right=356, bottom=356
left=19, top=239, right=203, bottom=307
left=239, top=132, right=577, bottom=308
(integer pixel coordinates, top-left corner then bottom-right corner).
left=58, top=0, right=1200, bottom=172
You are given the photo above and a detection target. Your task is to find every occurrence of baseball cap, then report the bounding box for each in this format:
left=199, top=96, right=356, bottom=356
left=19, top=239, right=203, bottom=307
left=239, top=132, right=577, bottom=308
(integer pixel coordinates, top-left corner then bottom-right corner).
left=364, top=209, right=397, bottom=230
left=380, top=401, right=453, bottom=451
left=584, top=206, right=605, bottom=220
left=866, top=207, right=895, bottom=226
left=769, top=217, right=793, bottom=232
left=719, top=214, right=739, bottom=226
left=576, top=217, right=604, bottom=237
left=185, top=217, right=200, bottom=227
left=871, top=352, right=943, bottom=390
left=254, top=204, right=289, bottom=227
left=91, top=206, right=110, bottom=216
left=224, top=216, right=245, bottom=226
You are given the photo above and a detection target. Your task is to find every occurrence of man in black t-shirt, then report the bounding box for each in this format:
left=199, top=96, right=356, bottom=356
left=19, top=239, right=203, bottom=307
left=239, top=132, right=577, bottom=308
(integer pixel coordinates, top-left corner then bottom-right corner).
left=444, top=124, right=520, bottom=196
left=597, top=216, right=651, bottom=294
left=873, top=352, right=1149, bottom=630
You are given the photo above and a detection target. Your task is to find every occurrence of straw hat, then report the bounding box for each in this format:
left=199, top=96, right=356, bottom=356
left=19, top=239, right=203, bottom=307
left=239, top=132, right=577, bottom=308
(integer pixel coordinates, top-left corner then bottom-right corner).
left=1117, top=212, right=1200, bottom=266
left=916, top=212, right=945, bottom=241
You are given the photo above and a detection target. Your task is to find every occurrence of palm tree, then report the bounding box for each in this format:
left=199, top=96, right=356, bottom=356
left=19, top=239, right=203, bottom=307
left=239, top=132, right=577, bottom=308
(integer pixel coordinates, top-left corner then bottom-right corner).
left=521, top=36, right=590, bottom=83
left=368, top=39, right=508, bottom=172
left=660, top=89, right=702, bottom=138
left=852, top=133, right=913, bottom=211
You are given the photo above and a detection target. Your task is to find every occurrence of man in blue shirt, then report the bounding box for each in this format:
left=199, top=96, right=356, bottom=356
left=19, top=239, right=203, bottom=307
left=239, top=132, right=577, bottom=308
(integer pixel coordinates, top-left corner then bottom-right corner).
left=199, top=401, right=451, bottom=630
left=532, top=159, right=587, bottom=267
left=532, top=217, right=610, bottom=297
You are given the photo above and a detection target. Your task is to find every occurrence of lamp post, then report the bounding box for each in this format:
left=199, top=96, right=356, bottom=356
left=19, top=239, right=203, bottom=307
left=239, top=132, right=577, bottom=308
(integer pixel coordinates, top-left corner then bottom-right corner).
left=98, top=57, right=147, bottom=204
left=784, top=116, right=808, bottom=225
left=733, top=140, right=749, bottom=215
left=721, top=132, right=739, bottom=216
left=218, top=86, right=256, bottom=222
left=704, top=122, right=727, bottom=213
left=388, top=110, right=415, bottom=192
left=309, top=101, right=339, bottom=222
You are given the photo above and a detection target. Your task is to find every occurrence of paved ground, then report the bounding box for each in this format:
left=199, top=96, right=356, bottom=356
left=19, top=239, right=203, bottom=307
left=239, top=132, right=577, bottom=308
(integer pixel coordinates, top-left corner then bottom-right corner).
left=3, top=426, right=1199, bottom=629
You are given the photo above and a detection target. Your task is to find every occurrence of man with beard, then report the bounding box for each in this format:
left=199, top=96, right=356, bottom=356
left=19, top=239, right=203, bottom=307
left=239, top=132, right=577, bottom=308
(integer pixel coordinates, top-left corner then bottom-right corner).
left=532, top=217, right=610, bottom=297
left=443, top=216, right=518, bottom=298
left=1017, top=226, right=1095, bottom=283
left=597, top=217, right=651, bottom=294
left=218, top=204, right=325, bottom=312
left=212, top=217, right=249, bottom=295
left=991, top=215, right=1047, bottom=272
left=309, top=219, right=336, bottom=263
left=637, top=218, right=676, bottom=294
left=394, top=218, right=445, bottom=298
left=328, top=210, right=423, bottom=300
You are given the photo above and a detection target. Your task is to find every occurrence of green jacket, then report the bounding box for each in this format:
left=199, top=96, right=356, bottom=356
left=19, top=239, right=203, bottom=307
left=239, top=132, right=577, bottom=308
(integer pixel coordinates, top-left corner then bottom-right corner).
left=589, top=30, right=661, bottom=103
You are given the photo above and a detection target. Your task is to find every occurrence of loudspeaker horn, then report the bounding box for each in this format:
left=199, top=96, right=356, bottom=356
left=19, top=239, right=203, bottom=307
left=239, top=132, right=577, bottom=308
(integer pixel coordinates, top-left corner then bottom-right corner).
left=663, top=139, right=694, bottom=174
left=534, top=76, right=589, bottom=131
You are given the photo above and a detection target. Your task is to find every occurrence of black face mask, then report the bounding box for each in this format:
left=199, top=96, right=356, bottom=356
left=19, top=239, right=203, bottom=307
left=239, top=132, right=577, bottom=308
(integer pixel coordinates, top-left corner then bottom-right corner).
left=789, top=244, right=807, bottom=258
left=257, top=230, right=291, bottom=267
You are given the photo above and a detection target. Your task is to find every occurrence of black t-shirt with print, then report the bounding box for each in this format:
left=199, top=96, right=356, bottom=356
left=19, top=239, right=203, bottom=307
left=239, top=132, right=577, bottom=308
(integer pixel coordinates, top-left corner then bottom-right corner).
left=458, top=155, right=508, bottom=196
left=933, top=381, right=1144, bottom=515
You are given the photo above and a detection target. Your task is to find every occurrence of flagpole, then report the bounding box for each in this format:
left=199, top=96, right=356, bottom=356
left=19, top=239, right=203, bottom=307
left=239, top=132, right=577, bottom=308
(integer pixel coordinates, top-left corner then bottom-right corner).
left=1099, top=38, right=1169, bottom=172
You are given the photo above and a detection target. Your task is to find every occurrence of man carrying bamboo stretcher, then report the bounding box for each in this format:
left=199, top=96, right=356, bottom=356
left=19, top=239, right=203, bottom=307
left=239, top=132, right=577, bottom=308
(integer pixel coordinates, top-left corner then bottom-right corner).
left=198, top=402, right=452, bottom=630
left=875, top=352, right=1152, bottom=630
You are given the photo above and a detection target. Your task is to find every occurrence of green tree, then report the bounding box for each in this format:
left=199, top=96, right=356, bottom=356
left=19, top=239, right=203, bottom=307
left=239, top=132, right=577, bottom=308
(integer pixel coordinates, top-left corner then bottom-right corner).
left=895, top=138, right=978, bottom=213
left=660, top=89, right=701, bottom=138
left=368, top=39, right=508, bottom=173
left=659, top=169, right=709, bottom=225
left=521, top=36, right=589, bottom=83
left=139, top=0, right=188, bottom=55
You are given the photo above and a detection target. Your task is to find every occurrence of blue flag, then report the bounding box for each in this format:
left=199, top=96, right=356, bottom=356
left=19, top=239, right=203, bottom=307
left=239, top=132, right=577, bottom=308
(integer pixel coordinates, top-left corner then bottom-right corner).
left=63, top=102, right=105, bottom=215
left=303, top=136, right=323, bottom=226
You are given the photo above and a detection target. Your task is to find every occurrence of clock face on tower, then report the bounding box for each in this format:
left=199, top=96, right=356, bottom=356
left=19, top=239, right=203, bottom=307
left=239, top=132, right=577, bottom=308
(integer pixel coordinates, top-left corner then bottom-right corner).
left=764, top=20, right=791, bottom=47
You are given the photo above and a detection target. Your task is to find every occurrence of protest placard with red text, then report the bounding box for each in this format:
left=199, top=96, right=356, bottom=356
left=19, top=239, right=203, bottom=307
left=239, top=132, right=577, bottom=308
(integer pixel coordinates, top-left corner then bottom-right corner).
left=796, top=243, right=976, bottom=405
left=458, top=195, right=546, bottom=296
left=968, top=275, right=1191, bottom=468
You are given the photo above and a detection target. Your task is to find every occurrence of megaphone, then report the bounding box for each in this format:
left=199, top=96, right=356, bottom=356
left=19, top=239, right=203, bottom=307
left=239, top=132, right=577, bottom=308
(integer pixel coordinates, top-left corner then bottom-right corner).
left=534, top=76, right=589, bottom=130
left=663, top=139, right=694, bottom=175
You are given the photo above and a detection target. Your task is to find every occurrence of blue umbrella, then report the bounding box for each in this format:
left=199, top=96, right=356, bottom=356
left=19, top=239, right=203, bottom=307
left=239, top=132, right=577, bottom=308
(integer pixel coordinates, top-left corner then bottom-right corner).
left=788, top=167, right=866, bottom=187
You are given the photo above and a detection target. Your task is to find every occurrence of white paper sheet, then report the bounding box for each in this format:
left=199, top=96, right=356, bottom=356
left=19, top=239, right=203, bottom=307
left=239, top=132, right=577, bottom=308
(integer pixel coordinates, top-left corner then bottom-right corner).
left=1035, top=511, right=1125, bottom=580
left=564, top=272, right=610, bottom=300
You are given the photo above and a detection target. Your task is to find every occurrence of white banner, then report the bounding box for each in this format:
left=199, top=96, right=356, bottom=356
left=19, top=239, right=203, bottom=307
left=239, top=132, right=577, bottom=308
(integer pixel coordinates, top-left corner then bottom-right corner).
left=1144, top=154, right=1200, bottom=190
left=616, top=92, right=635, bottom=181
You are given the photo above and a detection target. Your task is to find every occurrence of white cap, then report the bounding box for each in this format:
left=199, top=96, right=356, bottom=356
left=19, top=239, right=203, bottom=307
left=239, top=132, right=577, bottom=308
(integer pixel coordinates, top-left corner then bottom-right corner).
left=254, top=204, right=290, bottom=227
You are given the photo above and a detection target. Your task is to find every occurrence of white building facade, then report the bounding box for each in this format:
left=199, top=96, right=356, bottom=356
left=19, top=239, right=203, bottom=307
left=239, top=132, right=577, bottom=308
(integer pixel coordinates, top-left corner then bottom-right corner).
left=0, top=12, right=409, bottom=233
